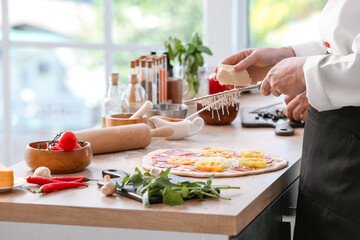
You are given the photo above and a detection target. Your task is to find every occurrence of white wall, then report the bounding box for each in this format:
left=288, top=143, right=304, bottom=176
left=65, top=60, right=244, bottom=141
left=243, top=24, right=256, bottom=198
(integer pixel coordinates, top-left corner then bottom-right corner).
left=204, top=0, right=248, bottom=72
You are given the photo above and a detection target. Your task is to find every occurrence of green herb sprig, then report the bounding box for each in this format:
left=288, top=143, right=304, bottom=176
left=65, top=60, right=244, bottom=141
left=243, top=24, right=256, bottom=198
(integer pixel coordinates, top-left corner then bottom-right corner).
left=116, top=168, right=240, bottom=208
left=164, top=32, right=212, bottom=95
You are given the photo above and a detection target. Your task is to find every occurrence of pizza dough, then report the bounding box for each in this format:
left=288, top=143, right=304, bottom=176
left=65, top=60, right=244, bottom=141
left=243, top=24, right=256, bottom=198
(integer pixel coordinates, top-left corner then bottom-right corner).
left=142, top=148, right=288, bottom=178
left=216, top=64, right=250, bottom=87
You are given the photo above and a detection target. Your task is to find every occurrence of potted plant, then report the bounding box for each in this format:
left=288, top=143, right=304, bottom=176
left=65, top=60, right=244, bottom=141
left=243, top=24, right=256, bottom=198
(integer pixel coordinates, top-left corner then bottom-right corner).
left=164, top=32, right=212, bottom=98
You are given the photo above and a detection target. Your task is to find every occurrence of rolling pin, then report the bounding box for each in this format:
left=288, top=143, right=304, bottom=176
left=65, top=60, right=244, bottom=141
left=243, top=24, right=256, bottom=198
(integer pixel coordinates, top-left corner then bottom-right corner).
left=74, top=123, right=174, bottom=155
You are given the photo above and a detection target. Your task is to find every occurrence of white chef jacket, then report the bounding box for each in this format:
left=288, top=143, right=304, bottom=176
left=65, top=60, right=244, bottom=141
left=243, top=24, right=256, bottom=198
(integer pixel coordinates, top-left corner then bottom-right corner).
left=291, top=0, right=360, bottom=111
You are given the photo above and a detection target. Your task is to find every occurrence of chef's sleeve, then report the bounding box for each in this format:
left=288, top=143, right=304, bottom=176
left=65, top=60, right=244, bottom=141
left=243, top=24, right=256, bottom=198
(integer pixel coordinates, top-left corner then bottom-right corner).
left=291, top=41, right=328, bottom=57
left=301, top=34, right=360, bottom=111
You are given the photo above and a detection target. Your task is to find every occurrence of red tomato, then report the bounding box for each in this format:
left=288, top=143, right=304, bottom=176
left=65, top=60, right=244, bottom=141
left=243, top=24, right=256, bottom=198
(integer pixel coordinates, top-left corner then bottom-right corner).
left=49, top=143, right=61, bottom=151
left=74, top=143, right=81, bottom=149
left=58, top=131, right=78, bottom=151
left=208, top=72, right=233, bottom=94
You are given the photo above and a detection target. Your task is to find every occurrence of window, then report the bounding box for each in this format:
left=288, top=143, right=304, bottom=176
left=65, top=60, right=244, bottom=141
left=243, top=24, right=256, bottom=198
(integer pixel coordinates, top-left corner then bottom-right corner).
left=249, top=0, right=327, bottom=47
left=112, top=0, right=203, bottom=44
left=2, top=0, right=326, bottom=166
left=9, top=0, right=105, bottom=42
left=1, top=0, right=204, bottom=165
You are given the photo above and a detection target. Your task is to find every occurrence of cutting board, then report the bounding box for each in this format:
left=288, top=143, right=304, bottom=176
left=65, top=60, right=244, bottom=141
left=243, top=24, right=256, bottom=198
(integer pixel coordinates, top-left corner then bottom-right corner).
left=241, top=107, right=304, bottom=136
left=97, top=169, right=190, bottom=204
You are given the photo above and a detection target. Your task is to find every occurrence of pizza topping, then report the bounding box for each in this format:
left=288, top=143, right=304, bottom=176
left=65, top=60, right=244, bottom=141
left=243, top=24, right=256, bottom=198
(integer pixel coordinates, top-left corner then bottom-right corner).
left=164, top=149, right=196, bottom=156
left=201, top=148, right=232, bottom=158
left=154, top=163, right=179, bottom=168
left=167, top=157, right=197, bottom=165
left=239, top=158, right=267, bottom=168
left=232, top=151, right=242, bottom=158
left=266, top=158, right=274, bottom=164
left=188, top=166, right=211, bottom=172
left=198, top=156, right=239, bottom=168
left=152, top=155, right=170, bottom=162
left=194, top=160, right=225, bottom=172
left=231, top=166, right=254, bottom=172
left=239, top=150, right=264, bottom=158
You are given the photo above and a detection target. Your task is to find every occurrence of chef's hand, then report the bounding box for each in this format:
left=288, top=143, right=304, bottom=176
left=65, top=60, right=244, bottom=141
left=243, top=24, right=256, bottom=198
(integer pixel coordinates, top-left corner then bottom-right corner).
left=261, top=57, right=307, bottom=97
left=219, top=47, right=295, bottom=83
left=284, top=91, right=309, bottom=122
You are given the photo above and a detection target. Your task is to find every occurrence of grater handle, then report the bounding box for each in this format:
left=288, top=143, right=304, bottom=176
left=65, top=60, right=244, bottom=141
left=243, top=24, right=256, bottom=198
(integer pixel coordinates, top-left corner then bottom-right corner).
left=184, top=81, right=262, bottom=104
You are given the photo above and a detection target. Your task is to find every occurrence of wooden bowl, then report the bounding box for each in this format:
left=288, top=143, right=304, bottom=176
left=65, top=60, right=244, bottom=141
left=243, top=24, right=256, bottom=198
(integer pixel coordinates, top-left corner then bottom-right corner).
left=105, top=113, right=147, bottom=127
left=25, top=141, right=93, bottom=174
left=196, top=103, right=239, bottom=125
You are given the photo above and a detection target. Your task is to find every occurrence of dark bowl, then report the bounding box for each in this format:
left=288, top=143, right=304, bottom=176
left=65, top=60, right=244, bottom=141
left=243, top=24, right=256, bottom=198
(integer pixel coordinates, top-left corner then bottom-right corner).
left=196, top=103, right=239, bottom=125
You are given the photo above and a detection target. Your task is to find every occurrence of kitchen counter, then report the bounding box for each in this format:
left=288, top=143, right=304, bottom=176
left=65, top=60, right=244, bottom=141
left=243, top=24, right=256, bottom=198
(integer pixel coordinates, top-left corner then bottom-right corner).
left=0, top=92, right=303, bottom=240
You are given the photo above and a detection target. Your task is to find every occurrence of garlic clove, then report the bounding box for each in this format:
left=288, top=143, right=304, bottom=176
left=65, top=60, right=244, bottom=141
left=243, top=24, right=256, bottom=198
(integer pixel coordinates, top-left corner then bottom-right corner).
left=150, top=168, right=164, bottom=177
left=34, top=166, right=52, bottom=178
left=101, top=175, right=116, bottom=196
left=101, top=182, right=116, bottom=196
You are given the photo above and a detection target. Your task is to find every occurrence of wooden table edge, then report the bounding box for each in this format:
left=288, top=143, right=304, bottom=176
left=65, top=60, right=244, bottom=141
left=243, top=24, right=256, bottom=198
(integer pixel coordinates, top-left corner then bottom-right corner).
left=0, top=202, right=240, bottom=235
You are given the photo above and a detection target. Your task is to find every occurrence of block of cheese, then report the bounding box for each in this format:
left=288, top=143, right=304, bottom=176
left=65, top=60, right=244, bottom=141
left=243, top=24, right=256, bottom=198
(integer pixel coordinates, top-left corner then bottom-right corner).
left=216, top=64, right=250, bottom=86
left=0, top=162, right=14, bottom=188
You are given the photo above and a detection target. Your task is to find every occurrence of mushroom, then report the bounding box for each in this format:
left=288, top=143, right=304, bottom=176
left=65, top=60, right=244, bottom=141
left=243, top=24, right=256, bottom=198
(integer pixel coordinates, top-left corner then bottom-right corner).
left=34, top=167, right=52, bottom=178
left=150, top=168, right=164, bottom=177
left=101, top=175, right=116, bottom=196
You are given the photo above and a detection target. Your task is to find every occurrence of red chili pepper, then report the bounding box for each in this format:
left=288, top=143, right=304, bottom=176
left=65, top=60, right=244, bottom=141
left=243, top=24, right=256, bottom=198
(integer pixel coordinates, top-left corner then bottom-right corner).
left=27, top=176, right=61, bottom=185
left=39, top=182, right=88, bottom=194
left=51, top=176, right=93, bottom=182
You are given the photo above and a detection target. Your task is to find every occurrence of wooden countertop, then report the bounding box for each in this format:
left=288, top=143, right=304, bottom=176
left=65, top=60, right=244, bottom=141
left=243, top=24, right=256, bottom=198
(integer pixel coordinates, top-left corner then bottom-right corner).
left=0, top=92, right=303, bottom=236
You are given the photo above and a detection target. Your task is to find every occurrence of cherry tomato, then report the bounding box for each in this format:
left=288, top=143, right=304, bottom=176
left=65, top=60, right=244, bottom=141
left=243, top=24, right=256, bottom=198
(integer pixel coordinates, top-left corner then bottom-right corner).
left=74, top=143, right=81, bottom=149
left=49, top=143, right=61, bottom=151
left=58, top=131, right=78, bottom=151
left=208, top=72, right=233, bottom=94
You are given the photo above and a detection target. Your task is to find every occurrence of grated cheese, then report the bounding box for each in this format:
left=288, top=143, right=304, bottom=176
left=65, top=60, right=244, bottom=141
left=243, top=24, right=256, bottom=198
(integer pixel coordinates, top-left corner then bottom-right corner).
left=195, top=156, right=240, bottom=169
left=200, top=90, right=242, bottom=111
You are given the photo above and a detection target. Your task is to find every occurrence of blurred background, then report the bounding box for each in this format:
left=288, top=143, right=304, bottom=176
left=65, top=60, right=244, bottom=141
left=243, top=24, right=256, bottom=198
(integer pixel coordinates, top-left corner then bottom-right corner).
left=0, top=0, right=326, bottom=166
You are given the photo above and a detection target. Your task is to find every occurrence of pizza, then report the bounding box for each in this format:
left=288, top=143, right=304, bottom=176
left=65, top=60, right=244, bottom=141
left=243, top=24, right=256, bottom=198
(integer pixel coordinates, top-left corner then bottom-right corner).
left=142, top=148, right=288, bottom=178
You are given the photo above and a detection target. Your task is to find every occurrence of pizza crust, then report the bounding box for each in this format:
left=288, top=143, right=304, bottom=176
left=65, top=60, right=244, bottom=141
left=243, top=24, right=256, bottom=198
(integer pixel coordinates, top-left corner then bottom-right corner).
left=142, top=148, right=288, bottom=178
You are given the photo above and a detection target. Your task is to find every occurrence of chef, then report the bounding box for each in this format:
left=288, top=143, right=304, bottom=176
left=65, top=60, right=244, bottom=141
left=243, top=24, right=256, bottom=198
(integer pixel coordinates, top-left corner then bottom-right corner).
left=221, top=0, right=360, bottom=239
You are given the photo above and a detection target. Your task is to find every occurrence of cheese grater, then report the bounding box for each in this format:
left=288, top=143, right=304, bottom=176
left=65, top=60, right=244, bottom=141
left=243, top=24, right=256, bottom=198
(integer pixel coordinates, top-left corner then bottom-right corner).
left=184, top=81, right=262, bottom=110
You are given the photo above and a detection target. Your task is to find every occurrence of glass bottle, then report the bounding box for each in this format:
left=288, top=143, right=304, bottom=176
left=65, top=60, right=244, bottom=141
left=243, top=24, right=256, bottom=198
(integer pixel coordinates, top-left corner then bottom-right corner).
left=152, top=57, right=160, bottom=104
left=161, top=54, right=167, bottom=102
left=135, top=58, right=140, bottom=74
left=130, top=60, right=136, bottom=74
left=101, top=73, right=128, bottom=127
left=140, top=59, right=147, bottom=90
left=123, top=73, right=145, bottom=113
left=146, top=60, right=154, bottom=103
